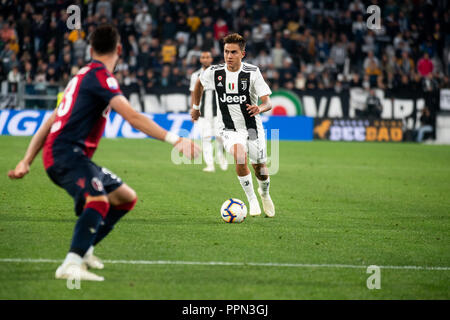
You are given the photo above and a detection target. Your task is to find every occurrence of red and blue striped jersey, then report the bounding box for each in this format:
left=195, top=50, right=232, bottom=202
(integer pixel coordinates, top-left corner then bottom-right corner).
left=43, top=60, right=122, bottom=169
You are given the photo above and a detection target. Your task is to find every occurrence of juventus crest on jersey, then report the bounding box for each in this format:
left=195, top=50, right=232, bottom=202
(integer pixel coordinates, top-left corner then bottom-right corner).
left=199, top=62, right=272, bottom=140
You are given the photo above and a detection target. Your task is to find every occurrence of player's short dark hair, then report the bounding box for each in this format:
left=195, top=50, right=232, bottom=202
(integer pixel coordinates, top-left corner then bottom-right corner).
left=223, top=33, right=246, bottom=52
left=90, top=24, right=120, bottom=55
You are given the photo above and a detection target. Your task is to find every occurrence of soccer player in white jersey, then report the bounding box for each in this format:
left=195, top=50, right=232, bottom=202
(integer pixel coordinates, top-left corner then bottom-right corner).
left=190, top=51, right=228, bottom=172
left=191, top=33, right=275, bottom=217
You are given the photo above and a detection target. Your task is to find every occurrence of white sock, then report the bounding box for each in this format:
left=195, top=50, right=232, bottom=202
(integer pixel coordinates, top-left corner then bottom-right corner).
left=238, top=173, right=257, bottom=202
left=63, top=252, right=83, bottom=266
left=84, top=246, right=94, bottom=258
left=216, top=139, right=226, bottom=163
left=202, top=137, right=214, bottom=166
left=257, top=177, right=270, bottom=196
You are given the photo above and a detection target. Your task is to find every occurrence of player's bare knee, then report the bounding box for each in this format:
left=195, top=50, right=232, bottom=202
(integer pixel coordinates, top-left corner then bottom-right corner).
left=234, top=154, right=247, bottom=165
left=253, top=164, right=269, bottom=180
left=232, top=148, right=247, bottom=165
left=127, top=187, right=137, bottom=203
left=112, top=186, right=137, bottom=211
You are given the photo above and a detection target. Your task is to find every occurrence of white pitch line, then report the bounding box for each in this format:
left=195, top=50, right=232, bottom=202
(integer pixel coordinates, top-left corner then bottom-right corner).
left=0, top=258, right=449, bottom=271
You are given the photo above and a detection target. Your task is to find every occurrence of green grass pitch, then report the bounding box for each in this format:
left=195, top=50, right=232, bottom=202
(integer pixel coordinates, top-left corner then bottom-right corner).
left=0, top=136, right=449, bottom=299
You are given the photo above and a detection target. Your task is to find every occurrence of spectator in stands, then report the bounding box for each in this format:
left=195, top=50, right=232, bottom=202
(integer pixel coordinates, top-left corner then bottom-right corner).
left=320, top=71, right=333, bottom=89
left=71, top=37, right=83, bottom=60
left=271, top=41, right=287, bottom=69
left=115, top=57, right=129, bottom=73
left=0, top=45, right=15, bottom=73
left=68, top=29, right=86, bottom=44
left=380, top=53, right=396, bottom=75
left=96, top=0, right=113, bottom=20
left=422, top=73, right=440, bottom=118
left=349, top=73, right=362, bottom=87
left=201, top=31, right=216, bottom=53
left=47, top=54, right=59, bottom=73
left=187, top=8, right=201, bottom=33
left=7, top=65, right=21, bottom=86
left=32, top=13, right=46, bottom=53
left=23, top=61, right=34, bottom=84
left=137, top=42, right=153, bottom=71
left=159, top=64, right=173, bottom=88
left=186, top=44, right=202, bottom=67
left=279, top=57, right=298, bottom=86
left=214, top=18, right=228, bottom=41
left=365, top=59, right=382, bottom=87
left=416, top=107, right=434, bottom=142
left=349, top=0, right=365, bottom=19
left=120, top=14, right=137, bottom=47
left=417, top=52, right=434, bottom=76
left=397, top=74, right=411, bottom=93
left=316, top=33, right=329, bottom=63
left=363, top=89, right=383, bottom=119
left=295, top=72, right=306, bottom=90
left=410, top=72, right=423, bottom=91
left=144, top=69, right=156, bottom=92
left=352, top=14, right=366, bottom=43
left=363, top=51, right=380, bottom=70
left=46, top=67, right=59, bottom=85
left=19, top=36, right=33, bottom=59
left=254, top=49, right=272, bottom=71
left=134, top=6, right=152, bottom=35
left=161, top=39, right=177, bottom=64
left=330, top=37, right=347, bottom=73
left=323, top=57, right=338, bottom=79
left=0, top=21, right=15, bottom=43
left=161, top=16, right=177, bottom=41
left=126, top=34, right=140, bottom=58
left=396, top=50, right=415, bottom=75
left=305, top=73, right=318, bottom=90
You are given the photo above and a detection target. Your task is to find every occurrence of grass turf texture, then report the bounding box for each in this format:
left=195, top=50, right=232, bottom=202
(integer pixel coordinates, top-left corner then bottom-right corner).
left=0, top=136, right=449, bottom=299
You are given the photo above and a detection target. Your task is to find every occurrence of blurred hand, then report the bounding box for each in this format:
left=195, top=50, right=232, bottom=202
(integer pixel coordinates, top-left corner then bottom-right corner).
left=190, top=109, right=201, bottom=122
left=174, top=137, right=201, bottom=160
left=8, top=160, right=30, bottom=179
left=246, top=104, right=261, bottom=117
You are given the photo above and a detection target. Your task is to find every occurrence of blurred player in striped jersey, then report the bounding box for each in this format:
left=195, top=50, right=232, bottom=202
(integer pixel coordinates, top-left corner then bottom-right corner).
left=190, top=51, right=228, bottom=172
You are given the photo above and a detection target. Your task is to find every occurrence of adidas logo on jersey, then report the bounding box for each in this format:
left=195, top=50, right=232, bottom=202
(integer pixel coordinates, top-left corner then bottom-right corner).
left=219, top=93, right=247, bottom=104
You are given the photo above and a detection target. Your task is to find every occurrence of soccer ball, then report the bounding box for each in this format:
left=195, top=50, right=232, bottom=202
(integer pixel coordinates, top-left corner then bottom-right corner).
left=220, top=198, right=247, bottom=223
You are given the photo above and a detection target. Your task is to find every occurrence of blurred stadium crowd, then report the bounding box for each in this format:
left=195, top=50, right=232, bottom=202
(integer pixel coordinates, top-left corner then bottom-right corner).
left=0, top=0, right=449, bottom=97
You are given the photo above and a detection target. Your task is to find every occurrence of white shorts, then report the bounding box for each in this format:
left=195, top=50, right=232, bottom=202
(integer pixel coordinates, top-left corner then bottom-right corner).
left=219, top=129, right=267, bottom=164
left=198, top=117, right=218, bottom=139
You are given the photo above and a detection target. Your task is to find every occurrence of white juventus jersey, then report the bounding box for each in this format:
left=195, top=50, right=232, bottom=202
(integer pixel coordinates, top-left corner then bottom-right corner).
left=190, top=67, right=217, bottom=119
left=199, top=62, right=272, bottom=139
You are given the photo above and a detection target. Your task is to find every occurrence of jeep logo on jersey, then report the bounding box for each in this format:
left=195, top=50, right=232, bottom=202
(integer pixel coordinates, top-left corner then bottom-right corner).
left=219, top=93, right=247, bottom=104
left=106, top=77, right=118, bottom=90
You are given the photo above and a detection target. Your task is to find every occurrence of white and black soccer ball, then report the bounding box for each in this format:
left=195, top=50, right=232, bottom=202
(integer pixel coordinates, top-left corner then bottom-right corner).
left=220, top=198, right=247, bottom=223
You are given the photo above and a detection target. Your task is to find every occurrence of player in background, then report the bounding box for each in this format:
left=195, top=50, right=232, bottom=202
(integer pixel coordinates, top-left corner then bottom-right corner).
left=191, top=33, right=275, bottom=217
left=8, top=24, right=200, bottom=281
left=190, top=51, right=228, bottom=172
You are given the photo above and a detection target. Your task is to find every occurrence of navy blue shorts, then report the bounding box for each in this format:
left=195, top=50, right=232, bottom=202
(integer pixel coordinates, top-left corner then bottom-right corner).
left=46, top=152, right=123, bottom=216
